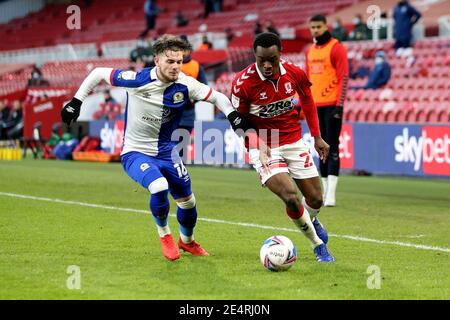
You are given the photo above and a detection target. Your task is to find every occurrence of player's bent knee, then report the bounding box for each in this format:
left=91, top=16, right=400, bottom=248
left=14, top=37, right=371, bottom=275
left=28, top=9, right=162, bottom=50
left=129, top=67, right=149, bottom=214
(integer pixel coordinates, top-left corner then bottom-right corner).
left=176, top=194, right=196, bottom=209
left=306, top=195, right=323, bottom=209
left=148, top=177, right=169, bottom=194
left=284, top=192, right=300, bottom=211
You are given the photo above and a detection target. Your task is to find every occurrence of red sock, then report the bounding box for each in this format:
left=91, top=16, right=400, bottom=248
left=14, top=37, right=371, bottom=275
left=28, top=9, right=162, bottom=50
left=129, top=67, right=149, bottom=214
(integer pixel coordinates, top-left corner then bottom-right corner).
left=286, top=205, right=304, bottom=219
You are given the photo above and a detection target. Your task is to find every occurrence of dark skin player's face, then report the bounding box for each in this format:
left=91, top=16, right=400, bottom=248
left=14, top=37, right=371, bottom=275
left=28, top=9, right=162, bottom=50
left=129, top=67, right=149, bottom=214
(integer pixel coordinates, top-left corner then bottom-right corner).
left=255, top=45, right=280, bottom=79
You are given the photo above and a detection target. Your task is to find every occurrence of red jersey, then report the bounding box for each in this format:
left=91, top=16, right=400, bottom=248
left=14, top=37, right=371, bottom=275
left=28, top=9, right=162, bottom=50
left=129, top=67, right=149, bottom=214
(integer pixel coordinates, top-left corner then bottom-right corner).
left=231, top=60, right=321, bottom=148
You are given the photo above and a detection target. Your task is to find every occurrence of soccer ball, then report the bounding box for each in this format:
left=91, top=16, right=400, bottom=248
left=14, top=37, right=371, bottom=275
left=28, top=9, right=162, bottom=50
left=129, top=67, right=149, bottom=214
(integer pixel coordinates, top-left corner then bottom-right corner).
left=260, top=235, right=297, bottom=272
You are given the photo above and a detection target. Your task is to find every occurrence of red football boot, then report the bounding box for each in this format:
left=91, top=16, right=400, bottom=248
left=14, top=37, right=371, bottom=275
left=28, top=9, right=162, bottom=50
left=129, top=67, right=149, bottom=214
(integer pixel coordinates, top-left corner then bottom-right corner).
left=159, top=234, right=180, bottom=261
left=178, top=238, right=210, bottom=256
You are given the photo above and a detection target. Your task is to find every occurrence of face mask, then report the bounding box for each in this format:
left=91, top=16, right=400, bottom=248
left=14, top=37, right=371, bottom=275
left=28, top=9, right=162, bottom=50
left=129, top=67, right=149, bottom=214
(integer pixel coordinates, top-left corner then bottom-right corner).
left=332, top=22, right=339, bottom=29
left=375, top=57, right=384, bottom=64
left=352, top=18, right=360, bottom=25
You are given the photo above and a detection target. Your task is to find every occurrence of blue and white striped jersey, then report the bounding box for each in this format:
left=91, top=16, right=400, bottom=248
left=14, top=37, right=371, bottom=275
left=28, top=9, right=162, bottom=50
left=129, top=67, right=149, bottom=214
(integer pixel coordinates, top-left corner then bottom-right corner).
left=110, top=67, right=212, bottom=157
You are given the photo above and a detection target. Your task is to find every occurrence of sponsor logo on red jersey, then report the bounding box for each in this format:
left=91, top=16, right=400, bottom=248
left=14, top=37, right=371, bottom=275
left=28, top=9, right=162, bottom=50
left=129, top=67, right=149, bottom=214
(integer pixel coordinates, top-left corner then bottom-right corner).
left=250, top=97, right=295, bottom=118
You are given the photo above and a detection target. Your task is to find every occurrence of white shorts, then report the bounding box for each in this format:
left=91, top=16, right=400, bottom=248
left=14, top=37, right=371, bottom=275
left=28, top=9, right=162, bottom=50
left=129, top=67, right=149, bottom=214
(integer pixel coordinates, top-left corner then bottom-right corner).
left=249, top=139, right=319, bottom=185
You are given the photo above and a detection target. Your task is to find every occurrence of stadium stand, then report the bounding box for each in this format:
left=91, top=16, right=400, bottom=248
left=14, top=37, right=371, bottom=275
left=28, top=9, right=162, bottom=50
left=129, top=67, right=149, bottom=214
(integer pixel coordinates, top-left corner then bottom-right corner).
left=0, top=0, right=362, bottom=51
left=213, top=37, right=450, bottom=124
left=0, top=0, right=449, bottom=125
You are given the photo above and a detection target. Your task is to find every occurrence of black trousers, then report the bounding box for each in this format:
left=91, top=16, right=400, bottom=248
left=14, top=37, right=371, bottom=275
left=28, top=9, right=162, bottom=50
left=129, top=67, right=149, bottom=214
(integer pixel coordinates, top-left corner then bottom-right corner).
left=394, top=36, right=412, bottom=49
left=140, top=15, right=156, bottom=37
left=317, top=105, right=342, bottom=177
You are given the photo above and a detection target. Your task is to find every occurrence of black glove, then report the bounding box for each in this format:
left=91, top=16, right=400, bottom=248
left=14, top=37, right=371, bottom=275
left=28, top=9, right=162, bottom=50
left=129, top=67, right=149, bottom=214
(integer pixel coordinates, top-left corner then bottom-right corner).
left=227, top=110, right=252, bottom=133
left=61, top=98, right=82, bottom=126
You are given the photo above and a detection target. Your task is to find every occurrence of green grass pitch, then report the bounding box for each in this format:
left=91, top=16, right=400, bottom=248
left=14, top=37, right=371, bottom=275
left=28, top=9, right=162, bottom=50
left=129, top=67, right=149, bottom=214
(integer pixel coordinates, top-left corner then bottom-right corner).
left=0, top=159, right=449, bottom=299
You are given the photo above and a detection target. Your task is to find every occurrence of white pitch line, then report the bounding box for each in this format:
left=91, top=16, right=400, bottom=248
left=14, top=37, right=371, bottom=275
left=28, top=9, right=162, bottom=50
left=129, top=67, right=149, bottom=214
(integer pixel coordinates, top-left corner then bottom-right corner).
left=1, top=191, right=449, bottom=253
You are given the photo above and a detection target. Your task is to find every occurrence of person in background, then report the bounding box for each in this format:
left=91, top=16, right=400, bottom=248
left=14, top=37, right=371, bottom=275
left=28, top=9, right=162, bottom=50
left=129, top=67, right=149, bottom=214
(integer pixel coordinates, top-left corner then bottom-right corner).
left=306, top=15, right=349, bottom=207
left=364, top=50, right=391, bottom=89
left=28, top=64, right=49, bottom=87
left=393, top=0, right=421, bottom=49
left=178, top=35, right=208, bottom=162
left=378, top=12, right=389, bottom=40
left=254, top=22, right=263, bottom=36
left=0, top=100, right=11, bottom=139
left=140, top=0, right=160, bottom=38
left=198, top=35, right=213, bottom=50
left=331, top=18, right=348, bottom=42
left=93, top=90, right=121, bottom=121
left=264, top=20, right=280, bottom=36
left=348, top=14, right=370, bottom=41
left=130, top=37, right=155, bottom=68
left=349, top=57, right=370, bottom=80
left=175, top=10, right=189, bottom=27
left=225, top=27, right=234, bottom=44
left=3, top=100, right=24, bottom=140
left=203, top=0, right=218, bottom=18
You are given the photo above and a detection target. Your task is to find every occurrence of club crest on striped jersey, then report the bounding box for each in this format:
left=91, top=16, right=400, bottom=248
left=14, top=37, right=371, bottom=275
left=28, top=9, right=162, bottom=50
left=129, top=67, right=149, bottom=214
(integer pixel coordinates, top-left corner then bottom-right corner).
left=173, top=92, right=184, bottom=103
left=285, top=82, right=293, bottom=94
left=231, top=94, right=240, bottom=108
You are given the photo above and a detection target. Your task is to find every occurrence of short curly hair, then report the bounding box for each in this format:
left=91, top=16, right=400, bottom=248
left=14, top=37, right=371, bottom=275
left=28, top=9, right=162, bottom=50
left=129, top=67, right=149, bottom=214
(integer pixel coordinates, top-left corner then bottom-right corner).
left=253, top=32, right=282, bottom=52
left=153, top=34, right=192, bottom=56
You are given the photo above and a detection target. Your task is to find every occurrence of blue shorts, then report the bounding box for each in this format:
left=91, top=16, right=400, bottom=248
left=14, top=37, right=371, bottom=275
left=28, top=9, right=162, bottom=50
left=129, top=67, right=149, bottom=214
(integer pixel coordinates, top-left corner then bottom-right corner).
left=121, top=151, right=192, bottom=199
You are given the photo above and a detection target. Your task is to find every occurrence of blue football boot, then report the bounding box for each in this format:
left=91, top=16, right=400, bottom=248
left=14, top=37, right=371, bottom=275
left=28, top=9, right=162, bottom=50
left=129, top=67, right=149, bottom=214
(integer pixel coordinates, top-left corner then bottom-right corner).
left=312, top=217, right=328, bottom=244
left=313, top=243, right=336, bottom=262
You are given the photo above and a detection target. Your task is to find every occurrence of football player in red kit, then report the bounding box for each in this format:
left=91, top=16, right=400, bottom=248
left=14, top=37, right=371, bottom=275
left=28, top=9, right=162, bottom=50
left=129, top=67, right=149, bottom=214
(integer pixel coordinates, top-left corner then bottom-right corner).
left=227, top=32, right=335, bottom=262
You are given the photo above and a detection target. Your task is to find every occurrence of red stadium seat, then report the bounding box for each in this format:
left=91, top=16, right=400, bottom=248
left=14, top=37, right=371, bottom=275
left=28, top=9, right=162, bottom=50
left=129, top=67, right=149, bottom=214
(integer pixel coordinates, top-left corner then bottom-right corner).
left=344, top=101, right=359, bottom=122
left=395, top=108, right=409, bottom=123
left=0, top=0, right=356, bottom=51
left=437, top=109, right=449, bottom=123
left=426, top=108, right=439, bottom=123
left=385, top=109, right=396, bottom=123
left=393, top=90, right=408, bottom=103
left=364, top=109, right=376, bottom=122
left=355, top=108, right=366, bottom=122
left=345, top=109, right=356, bottom=122
left=374, top=109, right=386, bottom=122
left=402, top=109, right=413, bottom=123
left=384, top=102, right=403, bottom=123
left=364, top=103, right=382, bottom=122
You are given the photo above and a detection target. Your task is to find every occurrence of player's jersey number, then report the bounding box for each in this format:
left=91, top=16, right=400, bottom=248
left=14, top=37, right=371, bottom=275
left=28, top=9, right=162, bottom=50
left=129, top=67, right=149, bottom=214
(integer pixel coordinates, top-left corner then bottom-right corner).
left=300, top=152, right=313, bottom=168
left=174, top=162, right=188, bottom=178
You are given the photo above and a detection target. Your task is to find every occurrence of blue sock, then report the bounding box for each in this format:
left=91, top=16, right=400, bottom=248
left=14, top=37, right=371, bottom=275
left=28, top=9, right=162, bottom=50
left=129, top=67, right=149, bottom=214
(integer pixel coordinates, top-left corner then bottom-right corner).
left=177, top=206, right=197, bottom=240
left=150, top=190, right=170, bottom=230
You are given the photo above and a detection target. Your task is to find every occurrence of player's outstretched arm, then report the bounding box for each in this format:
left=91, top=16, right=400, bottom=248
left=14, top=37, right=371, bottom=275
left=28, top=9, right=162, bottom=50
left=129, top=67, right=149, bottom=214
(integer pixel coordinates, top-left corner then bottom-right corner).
left=208, top=89, right=272, bottom=167
left=61, top=67, right=114, bottom=126
left=205, top=89, right=252, bottom=133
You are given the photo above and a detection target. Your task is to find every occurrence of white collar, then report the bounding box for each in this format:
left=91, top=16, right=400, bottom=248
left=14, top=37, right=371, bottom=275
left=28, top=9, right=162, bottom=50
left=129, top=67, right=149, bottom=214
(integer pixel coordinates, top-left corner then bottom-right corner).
left=255, top=61, right=286, bottom=81
left=150, top=67, right=158, bottom=81
left=151, top=67, right=173, bottom=86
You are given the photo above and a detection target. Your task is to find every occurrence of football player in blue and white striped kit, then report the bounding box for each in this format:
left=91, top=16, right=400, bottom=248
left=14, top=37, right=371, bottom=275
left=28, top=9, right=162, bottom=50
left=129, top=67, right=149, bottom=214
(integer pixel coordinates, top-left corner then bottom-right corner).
left=61, top=35, right=244, bottom=261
